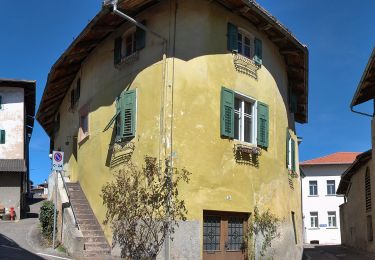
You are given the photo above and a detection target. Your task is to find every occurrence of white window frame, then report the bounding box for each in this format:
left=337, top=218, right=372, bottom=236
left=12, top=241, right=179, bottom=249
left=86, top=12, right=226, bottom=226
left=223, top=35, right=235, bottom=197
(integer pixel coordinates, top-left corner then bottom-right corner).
left=328, top=211, right=337, bottom=227
left=309, top=180, right=318, bottom=196
left=122, top=27, right=137, bottom=58
left=287, top=135, right=292, bottom=170
left=327, top=180, right=336, bottom=195
left=233, top=91, right=257, bottom=145
left=310, top=212, right=319, bottom=228
left=237, top=28, right=254, bottom=59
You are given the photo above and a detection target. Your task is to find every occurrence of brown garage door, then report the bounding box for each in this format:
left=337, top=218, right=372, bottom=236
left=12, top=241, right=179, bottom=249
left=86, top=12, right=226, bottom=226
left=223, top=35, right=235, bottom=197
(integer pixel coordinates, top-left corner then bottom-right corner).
left=203, top=211, right=248, bottom=260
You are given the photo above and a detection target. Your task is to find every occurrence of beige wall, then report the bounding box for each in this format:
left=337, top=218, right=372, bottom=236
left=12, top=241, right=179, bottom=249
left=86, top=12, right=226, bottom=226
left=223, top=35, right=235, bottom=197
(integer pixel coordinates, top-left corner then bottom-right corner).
left=53, top=1, right=303, bottom=258
left=0, top=87, right=25, bottom=159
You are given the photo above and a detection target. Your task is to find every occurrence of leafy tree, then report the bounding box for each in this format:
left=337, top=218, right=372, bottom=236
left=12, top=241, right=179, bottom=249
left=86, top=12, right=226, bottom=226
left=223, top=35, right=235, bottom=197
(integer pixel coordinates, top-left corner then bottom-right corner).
left=102, top=156, right=191, bottom=259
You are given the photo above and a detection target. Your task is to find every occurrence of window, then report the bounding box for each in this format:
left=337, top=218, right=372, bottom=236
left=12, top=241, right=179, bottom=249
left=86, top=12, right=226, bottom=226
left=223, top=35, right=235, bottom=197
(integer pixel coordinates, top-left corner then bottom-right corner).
left=79, top=105, right=89, bottom=142
left=310, top=212, right=318, bottom=228
left=291, top=211, right=297, bottom=244
left=234, top=95, right=256, bottom=143
left=114, top=25, right=146, bottom=65
left=366, top=167, right=372, bottom=212
left=0, top=129, right=5, bottom=144
left=227, top=23, right=262, bottom=64
left=228, top=217, right=244, bottom=250
left=286, top=130, right=296, bottom=172
left=328, top=211, right=337, bottom=227
left=309, top=181, right=318, bottom=196
left=327, top=180, right=336, bottom=195
left=237, top=29, right=253, bottom=59
left=221, top=87, right=269, bottom=147
left=367, top=215, right=373, bottom=241
left=70, top=78, right=80, bottom=108
left=203, top=215, right=221, bottom=251
left=0, top=95, right=2, bottom=109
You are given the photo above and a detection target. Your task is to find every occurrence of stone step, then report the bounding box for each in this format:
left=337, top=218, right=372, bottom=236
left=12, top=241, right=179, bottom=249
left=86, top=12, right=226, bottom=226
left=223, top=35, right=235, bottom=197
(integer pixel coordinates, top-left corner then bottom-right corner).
left=81, top=230, right=105, bottom=237
left=77, top=218, right=100, bottom=225
left=78, top=221, right=102, bottom=231
left=85, top=242, right=111, bottom=250
left=84, top=236, right=108, bottom=243
left=76, top=213, right=96, bottom=220
left=83, top=249, right=111, bottom=258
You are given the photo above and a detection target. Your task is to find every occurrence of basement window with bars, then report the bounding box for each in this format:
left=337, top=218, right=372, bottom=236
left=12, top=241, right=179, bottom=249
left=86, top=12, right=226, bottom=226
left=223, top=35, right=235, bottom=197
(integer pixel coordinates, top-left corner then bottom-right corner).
left=366, top=167, right=372, bottom=212
left=221, top=87, right=269, bottom=148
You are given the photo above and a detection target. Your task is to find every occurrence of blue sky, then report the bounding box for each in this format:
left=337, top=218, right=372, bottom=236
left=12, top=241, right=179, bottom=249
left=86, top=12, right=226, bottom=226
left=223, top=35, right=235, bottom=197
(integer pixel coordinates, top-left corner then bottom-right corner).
left=1, top=1, right=374, bottom=184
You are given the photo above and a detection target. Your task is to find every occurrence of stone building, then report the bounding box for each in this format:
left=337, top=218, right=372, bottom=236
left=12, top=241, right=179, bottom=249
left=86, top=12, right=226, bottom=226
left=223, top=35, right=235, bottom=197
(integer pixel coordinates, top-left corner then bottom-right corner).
left=36, top=0, right=308, bottom=259
left=337, top=47, right=375, bottom=252
left=0, top=78, right=35, bottom=219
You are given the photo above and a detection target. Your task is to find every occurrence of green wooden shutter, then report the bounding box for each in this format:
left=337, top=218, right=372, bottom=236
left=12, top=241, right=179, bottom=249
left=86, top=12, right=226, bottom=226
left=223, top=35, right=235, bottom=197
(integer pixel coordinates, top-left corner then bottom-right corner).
left=122, top=89, right=137, bottom=138
left=254, top=38, right=262, bottom=65
left=286, top=129, right=291, bottom=169
left=257, top=102, right=269, bottom=147
left=291, top=138, right=296, bottom=172
left=0, top=130, right=5, bottom=144
left=135, top=25, right=146, bottom=50
left=227, top=23, right=238, bottom=52
left=220, top=87, right=234, bottom=138
left=114, top=37, right=122, bottom=65
left=0, top=96, right=2, bottom=109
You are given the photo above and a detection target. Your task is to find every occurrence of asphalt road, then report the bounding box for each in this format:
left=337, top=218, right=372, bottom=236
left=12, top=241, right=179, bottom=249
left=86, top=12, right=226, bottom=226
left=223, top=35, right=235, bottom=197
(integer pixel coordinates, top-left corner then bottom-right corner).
left=0, top=198, right=70, bottom=260
left=304, top=245, right=375, bottom=260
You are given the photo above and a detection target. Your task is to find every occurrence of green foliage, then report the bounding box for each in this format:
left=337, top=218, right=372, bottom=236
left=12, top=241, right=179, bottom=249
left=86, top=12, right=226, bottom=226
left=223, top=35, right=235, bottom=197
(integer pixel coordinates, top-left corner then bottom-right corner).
left=248, top=205, right=280, bottom=259
left=102, top=156, right=191, bottom=259
left=39, top=200, right=57, bottom=240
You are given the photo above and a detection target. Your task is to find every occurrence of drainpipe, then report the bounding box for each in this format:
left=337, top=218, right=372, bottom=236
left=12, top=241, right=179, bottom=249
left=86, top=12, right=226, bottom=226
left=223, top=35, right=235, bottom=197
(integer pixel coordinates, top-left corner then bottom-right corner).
left=103, top=1, right=171, bottom=259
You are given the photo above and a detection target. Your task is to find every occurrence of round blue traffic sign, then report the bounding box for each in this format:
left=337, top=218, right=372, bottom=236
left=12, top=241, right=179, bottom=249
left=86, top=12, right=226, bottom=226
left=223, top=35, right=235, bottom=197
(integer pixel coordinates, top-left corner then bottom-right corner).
left=54, top=152, right=62, bottom=162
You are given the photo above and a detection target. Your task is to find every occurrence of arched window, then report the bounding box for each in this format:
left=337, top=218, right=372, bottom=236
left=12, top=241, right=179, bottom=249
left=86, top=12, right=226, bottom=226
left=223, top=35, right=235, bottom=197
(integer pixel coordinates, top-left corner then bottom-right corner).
left=365, top=167, right=371, bottom=212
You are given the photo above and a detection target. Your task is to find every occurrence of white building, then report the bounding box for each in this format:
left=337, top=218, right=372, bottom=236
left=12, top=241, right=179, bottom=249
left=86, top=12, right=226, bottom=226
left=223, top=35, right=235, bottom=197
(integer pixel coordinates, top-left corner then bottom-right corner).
left=300, top=152, right=359, bottom=244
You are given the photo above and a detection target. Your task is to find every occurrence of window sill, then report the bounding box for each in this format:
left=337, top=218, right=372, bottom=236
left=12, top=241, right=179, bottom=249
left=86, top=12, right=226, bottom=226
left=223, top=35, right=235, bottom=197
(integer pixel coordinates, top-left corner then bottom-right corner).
left=326, top=227, right=338, bottom=229
left=308, top=195, right=319, bottom=197
left=308, top=228, right=320, bottom=230
left=117, top=51, right=139, bottom=68
left=325, top=194, right=337, bottom=197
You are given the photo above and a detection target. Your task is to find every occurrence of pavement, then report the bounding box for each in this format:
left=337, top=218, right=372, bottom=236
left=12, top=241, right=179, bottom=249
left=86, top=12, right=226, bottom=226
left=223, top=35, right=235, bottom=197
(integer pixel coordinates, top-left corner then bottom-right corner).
left=0, top=198, right=71, bottom=260
left=304, top=244, right=375, bottom=260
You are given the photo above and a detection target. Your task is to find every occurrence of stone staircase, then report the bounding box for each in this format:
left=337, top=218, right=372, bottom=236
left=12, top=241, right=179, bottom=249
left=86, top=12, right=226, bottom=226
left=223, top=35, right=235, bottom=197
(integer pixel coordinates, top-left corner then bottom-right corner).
left=66, top=182, right=111, bottom=258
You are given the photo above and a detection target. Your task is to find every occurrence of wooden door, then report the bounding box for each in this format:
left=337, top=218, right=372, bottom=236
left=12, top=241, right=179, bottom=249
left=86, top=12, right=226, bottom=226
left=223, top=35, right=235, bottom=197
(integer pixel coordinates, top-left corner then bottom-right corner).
left=203, top=211, right=248, bottom=260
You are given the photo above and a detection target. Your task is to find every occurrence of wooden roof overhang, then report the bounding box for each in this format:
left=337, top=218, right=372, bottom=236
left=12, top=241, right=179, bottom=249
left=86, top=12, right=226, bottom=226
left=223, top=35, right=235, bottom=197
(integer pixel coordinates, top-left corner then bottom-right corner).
left=37, top=0, right=309, bottom=137
left=351, top=48, right=375, bottom=108
left=0, top=78, right=36, bottom=136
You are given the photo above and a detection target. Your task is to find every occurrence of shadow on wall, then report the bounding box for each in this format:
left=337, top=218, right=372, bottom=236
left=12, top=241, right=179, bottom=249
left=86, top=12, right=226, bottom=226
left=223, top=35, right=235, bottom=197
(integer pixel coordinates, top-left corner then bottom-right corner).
left=0, top=233, right=44, bottom=260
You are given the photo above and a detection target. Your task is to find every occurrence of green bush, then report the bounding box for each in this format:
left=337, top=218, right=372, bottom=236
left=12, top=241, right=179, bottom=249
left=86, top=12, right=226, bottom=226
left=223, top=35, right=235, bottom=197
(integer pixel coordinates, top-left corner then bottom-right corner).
left=39, top=201, right=57, bottom=240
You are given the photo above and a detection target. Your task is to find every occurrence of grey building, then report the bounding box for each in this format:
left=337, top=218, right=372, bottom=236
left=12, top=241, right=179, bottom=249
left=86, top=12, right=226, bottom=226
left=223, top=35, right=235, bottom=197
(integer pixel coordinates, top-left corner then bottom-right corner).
left=0, top=79, right=35, bottom=219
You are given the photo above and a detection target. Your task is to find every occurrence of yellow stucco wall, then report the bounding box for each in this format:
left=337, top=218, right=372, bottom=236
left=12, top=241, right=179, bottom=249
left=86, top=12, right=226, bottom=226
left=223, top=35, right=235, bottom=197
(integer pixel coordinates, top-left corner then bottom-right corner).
left=53, top=0, right=303, bottom=257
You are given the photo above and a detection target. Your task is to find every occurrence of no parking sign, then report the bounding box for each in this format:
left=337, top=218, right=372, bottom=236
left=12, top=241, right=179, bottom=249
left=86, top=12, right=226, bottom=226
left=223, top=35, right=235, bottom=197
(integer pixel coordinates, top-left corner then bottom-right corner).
left=52, top=151, right=64, bottom=171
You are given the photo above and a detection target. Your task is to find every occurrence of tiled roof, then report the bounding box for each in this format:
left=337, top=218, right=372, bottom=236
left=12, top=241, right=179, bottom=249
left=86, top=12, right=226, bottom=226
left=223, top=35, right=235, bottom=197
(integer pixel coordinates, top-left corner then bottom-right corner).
left=300, top=152, right=361, bottom=165
left=0, top=159, right=26, bottom=172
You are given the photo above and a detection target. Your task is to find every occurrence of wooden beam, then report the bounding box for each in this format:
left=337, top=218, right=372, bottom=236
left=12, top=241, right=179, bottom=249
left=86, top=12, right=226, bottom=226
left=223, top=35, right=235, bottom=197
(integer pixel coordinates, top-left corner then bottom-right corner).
left=75, top=40, right=99, bottom=49
left=280, top=48, right=301, bottom=55
left=270, top=36, right=287, bottom=42
left=49, top=72, right=77, bottom=87
left=258, top=23, right=273, bottom=31
left=91, top=24, right=116, bottom=33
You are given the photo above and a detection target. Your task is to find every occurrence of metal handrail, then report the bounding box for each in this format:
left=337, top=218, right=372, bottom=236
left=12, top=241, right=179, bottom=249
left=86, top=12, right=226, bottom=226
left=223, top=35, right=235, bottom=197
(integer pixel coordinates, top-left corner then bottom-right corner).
left=58, top=171, right=80, bottom=230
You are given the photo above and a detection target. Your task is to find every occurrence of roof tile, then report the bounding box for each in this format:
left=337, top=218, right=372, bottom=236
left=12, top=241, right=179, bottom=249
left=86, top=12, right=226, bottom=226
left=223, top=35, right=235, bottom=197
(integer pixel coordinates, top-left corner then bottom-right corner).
left=300, top=152, right=361, bottom=165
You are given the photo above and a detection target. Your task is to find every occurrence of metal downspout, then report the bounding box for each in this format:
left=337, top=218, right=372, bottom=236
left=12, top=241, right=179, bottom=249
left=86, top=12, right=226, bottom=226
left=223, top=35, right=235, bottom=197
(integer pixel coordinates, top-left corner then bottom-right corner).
left=104, top=1, right=171, bottom=259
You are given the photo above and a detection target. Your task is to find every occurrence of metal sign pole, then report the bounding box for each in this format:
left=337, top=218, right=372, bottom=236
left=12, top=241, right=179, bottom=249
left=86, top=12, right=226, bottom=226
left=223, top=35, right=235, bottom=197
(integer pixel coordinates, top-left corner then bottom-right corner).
left=52, top=170, right=58, bottom=249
